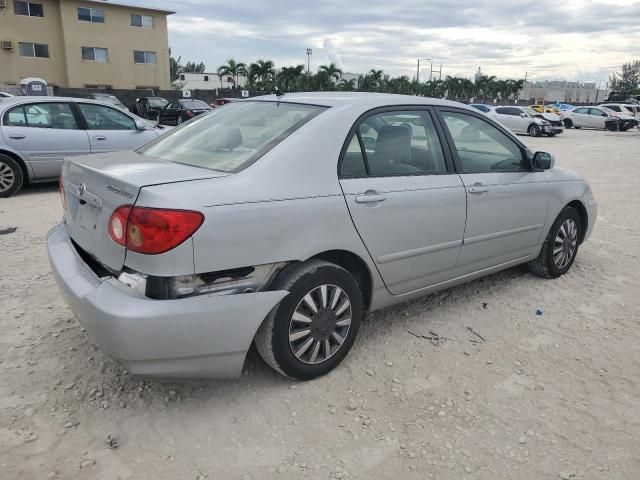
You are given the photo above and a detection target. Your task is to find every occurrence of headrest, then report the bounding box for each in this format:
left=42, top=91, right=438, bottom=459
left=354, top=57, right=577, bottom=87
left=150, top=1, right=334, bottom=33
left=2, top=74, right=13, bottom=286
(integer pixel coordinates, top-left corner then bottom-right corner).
left=375, top=125, right=411, bottom=158
left=211, top=126, right=242, bottom=150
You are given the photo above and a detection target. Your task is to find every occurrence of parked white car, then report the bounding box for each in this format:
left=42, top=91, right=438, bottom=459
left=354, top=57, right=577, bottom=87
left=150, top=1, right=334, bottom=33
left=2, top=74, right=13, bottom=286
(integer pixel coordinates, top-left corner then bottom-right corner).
left=598, top=103, right=639, bottom=117
left=0, top=96, right=168, bottom=196
left=488, top=106, right=563, bottom=137
left=560, top=106, right=638, bottom=131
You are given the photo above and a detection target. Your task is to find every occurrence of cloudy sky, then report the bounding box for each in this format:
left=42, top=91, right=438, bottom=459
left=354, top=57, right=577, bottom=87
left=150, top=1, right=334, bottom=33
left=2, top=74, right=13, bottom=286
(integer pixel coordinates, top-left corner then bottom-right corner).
left=143, top=0, right=640, bottom=84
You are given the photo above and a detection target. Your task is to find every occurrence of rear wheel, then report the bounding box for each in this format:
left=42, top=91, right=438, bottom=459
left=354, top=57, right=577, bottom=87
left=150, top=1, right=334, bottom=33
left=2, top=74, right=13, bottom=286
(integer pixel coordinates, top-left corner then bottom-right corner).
left=528, top=124, right=542, bottom=137
left=529, top=206, right=582, bottom=279
left=0, top=154, right=24, bottom=198
left=255, top=260, right=363, bottom=380
left=176, top=116, right=183, bottom=125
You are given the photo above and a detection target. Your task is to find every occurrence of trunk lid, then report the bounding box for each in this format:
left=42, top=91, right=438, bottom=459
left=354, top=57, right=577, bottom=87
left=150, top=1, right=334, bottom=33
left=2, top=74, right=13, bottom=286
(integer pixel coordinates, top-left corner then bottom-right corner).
left=61, top=150, right=227, bottom=272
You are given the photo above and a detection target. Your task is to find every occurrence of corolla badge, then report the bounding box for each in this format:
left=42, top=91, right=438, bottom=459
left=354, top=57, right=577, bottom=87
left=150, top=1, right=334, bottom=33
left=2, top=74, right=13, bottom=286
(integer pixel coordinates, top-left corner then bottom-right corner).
left=107, top=185, right=134, bottom=199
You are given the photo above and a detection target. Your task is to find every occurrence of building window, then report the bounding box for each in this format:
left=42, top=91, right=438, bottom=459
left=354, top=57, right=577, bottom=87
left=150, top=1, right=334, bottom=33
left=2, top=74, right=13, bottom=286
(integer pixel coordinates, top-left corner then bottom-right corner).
left=130, top=14, right=154, bottom=28
left=14, top=1, right=44, bottom=17
left=133, top=50, right=156, bottom=65
left=81, top=47, right=108, bottom=62
left=77, top=7, right=104, bottom=23
left=204, top=75, right=209, bottom=82
left=18, top=42, right=49, bottom=58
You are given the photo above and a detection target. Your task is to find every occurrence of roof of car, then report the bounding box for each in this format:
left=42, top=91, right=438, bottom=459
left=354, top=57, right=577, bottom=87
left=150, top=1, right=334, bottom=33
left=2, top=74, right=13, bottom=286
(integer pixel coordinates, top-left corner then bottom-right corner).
left=0, top=96, right=131, bottom=111
left=246, top=92, right=470, bottom=109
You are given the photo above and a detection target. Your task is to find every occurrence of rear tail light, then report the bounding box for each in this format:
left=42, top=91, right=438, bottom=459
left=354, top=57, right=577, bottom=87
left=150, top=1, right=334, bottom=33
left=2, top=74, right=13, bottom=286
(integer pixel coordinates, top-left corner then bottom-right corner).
left=186, top=110, right=194, bottom=118
left=108, top=206, right=204, bottom=254
left=59, top=176, right=67, bottom=210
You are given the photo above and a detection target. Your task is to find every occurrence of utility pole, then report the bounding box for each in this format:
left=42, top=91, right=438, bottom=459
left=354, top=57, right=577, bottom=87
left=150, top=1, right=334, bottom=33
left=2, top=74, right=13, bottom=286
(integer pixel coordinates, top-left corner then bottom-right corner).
left=306, top=48, right=312, bottom=75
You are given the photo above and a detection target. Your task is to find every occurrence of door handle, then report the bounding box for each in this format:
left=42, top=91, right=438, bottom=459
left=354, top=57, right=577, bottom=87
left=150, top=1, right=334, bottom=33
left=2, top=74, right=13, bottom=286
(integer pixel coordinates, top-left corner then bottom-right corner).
left=355, top=191, right=387, bottom=204
left=9, top=134, right=25, bottom=139
left=94, top=136, right=107, bottom=141
left=468, top=183, right=489, bottom=194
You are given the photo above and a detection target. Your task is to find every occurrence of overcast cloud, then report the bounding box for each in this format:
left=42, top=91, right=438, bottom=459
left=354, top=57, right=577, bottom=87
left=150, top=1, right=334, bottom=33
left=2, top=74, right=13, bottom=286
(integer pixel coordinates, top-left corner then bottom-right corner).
left=141, top=0, right=640, bottom=83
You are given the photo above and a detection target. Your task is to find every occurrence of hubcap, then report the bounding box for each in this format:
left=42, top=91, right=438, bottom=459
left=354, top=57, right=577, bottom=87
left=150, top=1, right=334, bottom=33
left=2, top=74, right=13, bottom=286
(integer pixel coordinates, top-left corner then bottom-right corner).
left=0, top=161, right=15, bottom=193
left=553, top=219, right=578, bottom=269
left=288, top=284, right=352, bottom=365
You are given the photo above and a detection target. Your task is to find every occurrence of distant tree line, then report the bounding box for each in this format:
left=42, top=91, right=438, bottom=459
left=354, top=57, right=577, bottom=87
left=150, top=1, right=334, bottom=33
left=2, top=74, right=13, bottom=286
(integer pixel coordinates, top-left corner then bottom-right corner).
left=215, top=58, right=525, bottom=101
left=171, top=55, right=526, bottom=100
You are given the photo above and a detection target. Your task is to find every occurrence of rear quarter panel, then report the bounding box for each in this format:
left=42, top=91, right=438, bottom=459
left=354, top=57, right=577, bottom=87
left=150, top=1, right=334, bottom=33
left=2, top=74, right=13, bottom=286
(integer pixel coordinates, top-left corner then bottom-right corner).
left=132, top=104, right=387, bottom=295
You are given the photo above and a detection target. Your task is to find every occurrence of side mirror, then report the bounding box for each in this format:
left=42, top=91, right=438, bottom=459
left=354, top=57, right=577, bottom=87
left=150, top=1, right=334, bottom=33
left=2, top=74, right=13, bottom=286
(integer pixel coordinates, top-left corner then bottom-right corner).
left=533, top=151, right=554, bottom=170
left=135, top=119, right=147, bottom=131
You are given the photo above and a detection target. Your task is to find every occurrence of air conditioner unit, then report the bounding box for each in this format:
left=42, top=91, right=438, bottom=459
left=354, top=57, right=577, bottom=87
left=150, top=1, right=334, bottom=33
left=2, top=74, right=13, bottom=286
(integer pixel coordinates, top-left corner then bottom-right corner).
left=1, top=40, right=13, bottom=50
left=0, top=0, right=7, bottom=8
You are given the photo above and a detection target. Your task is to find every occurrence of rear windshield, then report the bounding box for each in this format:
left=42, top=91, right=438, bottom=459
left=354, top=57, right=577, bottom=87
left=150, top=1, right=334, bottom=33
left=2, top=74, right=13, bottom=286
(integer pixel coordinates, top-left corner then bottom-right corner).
left=181, top=100, right=209, bottom=109
left=148, top=98, right=168, bottom=107
left=139, top=101, right=326, bottom=172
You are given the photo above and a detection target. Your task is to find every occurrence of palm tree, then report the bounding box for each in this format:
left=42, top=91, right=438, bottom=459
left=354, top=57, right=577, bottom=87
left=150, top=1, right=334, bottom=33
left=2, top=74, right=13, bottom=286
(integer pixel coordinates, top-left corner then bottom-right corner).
left=216, top=59, right=248, bottom=90
left=277, top=65, right=306, bottom=92
left=319, top=63, right=343, bottom=83
left=339, top=78, right=356, bottom=91
left=249, top=59, right=275, bottom=90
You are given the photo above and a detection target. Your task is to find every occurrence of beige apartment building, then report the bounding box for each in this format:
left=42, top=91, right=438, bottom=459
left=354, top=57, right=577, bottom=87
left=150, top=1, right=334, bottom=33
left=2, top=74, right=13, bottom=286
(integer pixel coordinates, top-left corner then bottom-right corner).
left=0, top=0, right=174, bottom=89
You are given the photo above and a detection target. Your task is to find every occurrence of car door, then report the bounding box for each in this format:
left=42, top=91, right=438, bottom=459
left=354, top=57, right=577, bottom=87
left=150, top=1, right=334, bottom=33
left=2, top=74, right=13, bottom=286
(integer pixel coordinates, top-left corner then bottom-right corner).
left=570, top=108, right=590, bottom=127
left=494, top=107, right=527, bottom=133
left=438, top=109, right=549, bottom=272
left=160, top=101, right=178, bottom=125
left=75, top=102, right=156, bottom=153
left=588, top=108, right=608, bottom=129
left=1, top=101, right=91, bottom=180
left=339, top=108, right=467, bottom=295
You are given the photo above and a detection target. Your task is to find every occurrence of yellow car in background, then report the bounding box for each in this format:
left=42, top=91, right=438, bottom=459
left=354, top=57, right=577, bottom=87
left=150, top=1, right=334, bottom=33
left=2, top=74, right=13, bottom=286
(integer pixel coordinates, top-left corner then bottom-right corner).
left=530, top=104, right=561, bottom=115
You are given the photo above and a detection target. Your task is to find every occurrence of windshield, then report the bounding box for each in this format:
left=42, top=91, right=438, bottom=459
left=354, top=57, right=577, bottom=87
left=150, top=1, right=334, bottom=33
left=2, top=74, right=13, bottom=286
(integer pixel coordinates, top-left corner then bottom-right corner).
left=139, top=101, right=326, bottom=172
left=148, top=98, right=168, bottom=107
left=181, top=100, right=209, bottom=109
left=599, top=106, right=613, bottom=113
left=523, top=107, right=538, bottom=116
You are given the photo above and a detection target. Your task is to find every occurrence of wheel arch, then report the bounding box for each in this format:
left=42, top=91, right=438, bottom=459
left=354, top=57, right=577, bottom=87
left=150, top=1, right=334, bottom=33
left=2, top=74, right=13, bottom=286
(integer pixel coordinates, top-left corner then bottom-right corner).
left=309, top=249, right=373, bottom=311
left=0, top=149, right=30, bottom=184
left=567, top=200, right=588, bottom=244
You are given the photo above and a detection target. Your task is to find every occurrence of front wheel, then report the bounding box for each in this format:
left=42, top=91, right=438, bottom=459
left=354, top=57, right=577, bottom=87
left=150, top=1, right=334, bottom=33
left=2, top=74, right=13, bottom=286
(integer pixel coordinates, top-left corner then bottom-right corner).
left=528, top=124, right=542, bottom=137
left=255, top=260, right=363, bottom=380
left=529, top=206, right=582, bottom=279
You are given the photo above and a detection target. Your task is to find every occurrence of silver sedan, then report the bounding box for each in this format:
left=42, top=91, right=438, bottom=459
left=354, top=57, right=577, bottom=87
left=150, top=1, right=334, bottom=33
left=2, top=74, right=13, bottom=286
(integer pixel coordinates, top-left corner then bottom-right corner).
left=48, top=93, right=597, bottom=380
left=0, top=96, right=163, bottom=197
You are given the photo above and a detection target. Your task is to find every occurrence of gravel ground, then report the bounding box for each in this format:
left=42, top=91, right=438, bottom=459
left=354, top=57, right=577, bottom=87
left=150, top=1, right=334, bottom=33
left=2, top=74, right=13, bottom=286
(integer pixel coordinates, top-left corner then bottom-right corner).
left=1, top=129, right=639, bottom=480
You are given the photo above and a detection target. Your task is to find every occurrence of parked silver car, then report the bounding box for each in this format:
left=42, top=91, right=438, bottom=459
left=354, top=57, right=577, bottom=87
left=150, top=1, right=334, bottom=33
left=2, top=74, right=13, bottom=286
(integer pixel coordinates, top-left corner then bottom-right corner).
left=0, top=96, right=163, bottom=197
left=488, top=106, right=563, bottom=136
left=48, top=93, right=597, bottom=380
left=560, top=106, right=638, bottom=131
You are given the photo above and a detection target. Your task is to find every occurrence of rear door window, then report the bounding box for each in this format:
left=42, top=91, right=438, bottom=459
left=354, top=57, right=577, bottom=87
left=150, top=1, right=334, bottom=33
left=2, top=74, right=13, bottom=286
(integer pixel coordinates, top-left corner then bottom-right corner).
left=4, top=103, right=78, bottom=129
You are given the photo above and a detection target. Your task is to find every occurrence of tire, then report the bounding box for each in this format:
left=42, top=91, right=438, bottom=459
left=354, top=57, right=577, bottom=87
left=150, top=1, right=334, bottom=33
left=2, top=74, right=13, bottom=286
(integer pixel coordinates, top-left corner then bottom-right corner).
left=563, top=119, right=573, bottom=128
left=529, top=206, right=582, bottom=279
left=255, top=260, right=363, bottom=380
left=176, top=116, right=183, bottom=125
left=528, top=124, right=542, bottom=137
left=574, top=126, right=581, bottom=129
left=0, top=154, right=24, bottom=198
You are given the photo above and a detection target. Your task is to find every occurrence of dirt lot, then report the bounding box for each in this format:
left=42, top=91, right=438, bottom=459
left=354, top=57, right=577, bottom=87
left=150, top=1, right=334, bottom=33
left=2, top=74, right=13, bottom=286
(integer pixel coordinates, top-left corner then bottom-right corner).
left=1, top=129, right=639, bottom=480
